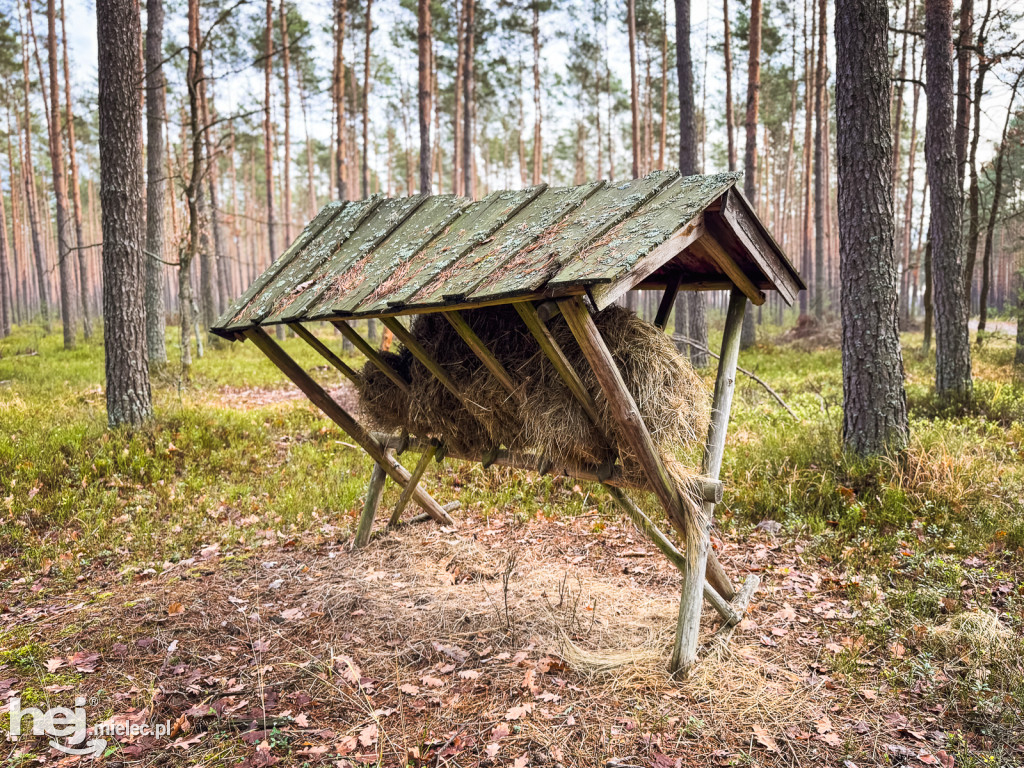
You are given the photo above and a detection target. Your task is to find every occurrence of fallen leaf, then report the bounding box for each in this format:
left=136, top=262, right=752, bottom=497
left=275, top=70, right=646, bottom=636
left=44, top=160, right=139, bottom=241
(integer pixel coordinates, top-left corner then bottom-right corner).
left=45, top=658, right=65, bottom=673
left=399, top=683, right=420, bottom=695
left=815, top=717, right=833, bottom=734
left=420, top=675, right=445, bottom=688
left=513, top=754, right=529, bottom=768
left=459, top=669, right=481, bottom=680
left=358, top=723, right=378, bottom=748
left=166, top=733, right=203, bottom=750
left=505, top=704, right=532, bottom=720
left=491, top=723, right=511, bottom=741
left=485, top=743, right=500, bottom=758
left=752, top=724, right=779, bottom=752
left=167, top=602, right=185, bottom=615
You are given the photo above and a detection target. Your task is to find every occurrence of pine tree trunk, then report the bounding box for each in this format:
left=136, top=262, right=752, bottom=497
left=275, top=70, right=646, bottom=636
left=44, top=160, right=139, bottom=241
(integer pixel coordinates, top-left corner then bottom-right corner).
left=417, top=0, right=432, bottom=193
left=361, top=0, right=372, bottom=200
left=812, top=0, right=825, bottom=319
left=740, top=0, right=762, bottom=349
left=964, top=49, right=990, bottom=300
left=835, top=0, right=908, bottom=455
left=97, top=0, right=153, bottom=426
left=333, top=0, right=348, bottom=200
left=722, top=0, right=736, bottom=171
left=659, top=0, right=668, bottom=170
left=953, top=0, right=971, bottom=191
left=20, top=14, right=49, bottom=332
left=201, top=84, right=229, bottom=321
left=463, top=0, right=475, bottom=198
left=144, top=0, right=167, bottom=364
left=0, top=163, right=10, bottom=337
left=799, top=0, right=813, bottom=316
left=627, top=0, right=640, bottom=179
left=280, top=0, right=294, bottom=232
left=61, top=0, right=91, bottom=340
left=925, top=0, right=972, bottom=399
left=453, top=0, right=464, bottom=195
left=977, top=70, right=1021, bottom=342
left=531, top=3, right=542, bottom=185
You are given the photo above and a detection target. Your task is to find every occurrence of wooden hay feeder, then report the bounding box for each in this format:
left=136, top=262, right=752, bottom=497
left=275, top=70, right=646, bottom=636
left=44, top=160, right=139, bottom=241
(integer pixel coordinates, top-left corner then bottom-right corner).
left=211, top=170, right=804, bottom=676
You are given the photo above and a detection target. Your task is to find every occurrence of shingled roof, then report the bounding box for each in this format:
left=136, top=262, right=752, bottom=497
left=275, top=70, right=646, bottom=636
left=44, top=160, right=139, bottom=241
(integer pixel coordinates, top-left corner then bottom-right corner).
left=211, top=170, right=803, bottom=339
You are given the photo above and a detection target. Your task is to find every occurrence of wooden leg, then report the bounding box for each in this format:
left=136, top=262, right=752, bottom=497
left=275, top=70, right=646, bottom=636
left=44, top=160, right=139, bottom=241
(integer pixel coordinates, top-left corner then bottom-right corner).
left=605, top=486, right=737, bottom=625
left=354, top=462, right=387, bottom=548
left=653, top=275, right=681, bottom=330
left=668, top=287, right=748, bottom=678
left=388, top=444, right=437, bottom=527
left=557, top=296, right=733, bottom=600
left=244, top=327, right=454, bottom=526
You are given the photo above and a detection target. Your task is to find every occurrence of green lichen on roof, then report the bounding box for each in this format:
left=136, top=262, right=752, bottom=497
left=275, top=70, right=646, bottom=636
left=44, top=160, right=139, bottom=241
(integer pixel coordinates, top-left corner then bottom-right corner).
left=212, top=169, right=787, bottom=335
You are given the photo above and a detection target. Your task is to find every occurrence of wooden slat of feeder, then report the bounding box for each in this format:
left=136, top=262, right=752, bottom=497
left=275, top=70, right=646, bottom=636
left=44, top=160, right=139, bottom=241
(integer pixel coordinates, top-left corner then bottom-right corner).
left=670, top=288, right=748, bottom=677
left=654, top=275, right=681, bottom=329
left=384, top=186, right=546, bottom=309
left=513, top=301, right=601, bottom=425
left=267, top=195, right=426, bottom=324
left=353, top=462, right=387, bottom=548
left=333, top=320, right=410, bottom=393
left=467, top=172, right=675, bottom=303
left=244, top=327, right=454, bottom=526
left=321, top=195, right=469, bottom=317
left=548, top=173, right=740, bottom=291
left=388, top=444, right=437, bottom=527
left=688, top=231, right=766, bottom=306
left=419, top=182, right=604, bottom=305
left=557, top=295, right=734, bottom=602
left=380, top=317, right=467, bottom=404
left=718, top=188, right=800, bottom=305
left=218, top=202, right=347, bottom=331
left=288, top=322, right=362, bottom=386
left=443, top=311, right=518, bottom=396
left=374, top=432, right=722, bottom=503
left=588, top=214, right=706, bottom=310
left=604, top=486, right=738, bottom=625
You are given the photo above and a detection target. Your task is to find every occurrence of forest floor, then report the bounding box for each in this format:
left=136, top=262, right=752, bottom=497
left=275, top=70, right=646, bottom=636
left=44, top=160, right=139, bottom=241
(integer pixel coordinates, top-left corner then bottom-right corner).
left=1, top=316, right=1022, bottom=767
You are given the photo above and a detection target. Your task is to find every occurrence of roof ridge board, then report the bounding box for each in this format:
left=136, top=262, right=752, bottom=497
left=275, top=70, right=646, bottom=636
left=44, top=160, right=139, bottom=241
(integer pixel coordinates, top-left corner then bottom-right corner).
left=547, top=172, right=740, bottom=288
left=317, top=195, right=471, bottom=318
left=236, top=196, right=385, bottom=329
left=385, top=184, right=548, bottom=309
left=434, top=180, right=606, bottom=304
left=268, top=194, right=429, bottom=325
left=215, top=201, right=346, bottom=331
left=465, top=170, right=679, bottom=303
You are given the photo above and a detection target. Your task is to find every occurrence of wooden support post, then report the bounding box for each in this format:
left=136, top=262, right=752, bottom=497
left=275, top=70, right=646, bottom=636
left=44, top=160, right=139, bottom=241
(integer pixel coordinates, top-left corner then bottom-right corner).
left=354, top=462, right=387, bottom=548
left=690, top=233, right=766, bottom=306
left=604, top=486, right=738, bottom=625
left=513, top=301, right=602, bottom=424
left=654, top=275, right=681, bottom=330
left=668, top=287, right=747, bottom=678
left=379, top=317, right=466, bottom=404
left=244, top=327, right=454, bottom=526
left=332, top=320, right=410, bottom=392
left=557, top=296, right=733, bottom=601
left=289, top=322, right=362, bottom=386
left=388, top=444, right=437, bottom=527
left=443, top=311, right=518, bottom=395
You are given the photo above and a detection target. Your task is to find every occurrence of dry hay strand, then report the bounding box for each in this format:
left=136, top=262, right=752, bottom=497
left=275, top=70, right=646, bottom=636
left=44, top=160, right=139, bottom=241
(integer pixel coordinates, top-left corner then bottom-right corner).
left=928, top=610, right=1012, bottom=661
left=357, top=305, right=711, bottom=493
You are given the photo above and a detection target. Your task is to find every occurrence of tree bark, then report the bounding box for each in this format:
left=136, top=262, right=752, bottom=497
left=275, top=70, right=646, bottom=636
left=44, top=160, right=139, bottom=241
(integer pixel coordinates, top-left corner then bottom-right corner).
left=531, top=2, right=542, bottom=185
left=361, top=0, right=372, bottom=199
left=417, top=0, right=432, bottom=193
left=463, top=0, right=475, bottom=197
left=925, top=0, right=972, bottom=399
left=0, top=160, right=10, bottom=337
left=953, top=0, right=971, bottom=191
left=144, top=0, right=167, bottom=364
left=740, top=0, right=762, bottom=349
left=628, top=0, right=640, bottom=178
left=812, top=0, right=825, bottom=319
left=835, top=0, right=908, bottom=455
left=61, top=0, right=91, bottom=340
left=97, top=0, right=153, bottom=426
left=333, top=0, right=348, bottom=200
left=20, top=9, right=49, bottom=332
left=977, top=69, right=1021, bottom=342
left=280, top=0, right=294, bottom=232
left=723, top=0, right=736, bottom=171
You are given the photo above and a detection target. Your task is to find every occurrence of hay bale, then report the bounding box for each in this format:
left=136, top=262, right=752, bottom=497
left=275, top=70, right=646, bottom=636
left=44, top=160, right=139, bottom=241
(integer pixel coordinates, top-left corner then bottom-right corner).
left=357, top=304, right=711, bottom=491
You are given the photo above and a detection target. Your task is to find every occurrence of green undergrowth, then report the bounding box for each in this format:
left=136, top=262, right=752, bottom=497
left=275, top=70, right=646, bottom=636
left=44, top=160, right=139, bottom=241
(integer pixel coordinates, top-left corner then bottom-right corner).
left=2, top=318, right=1022, bottom=587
